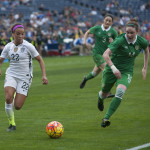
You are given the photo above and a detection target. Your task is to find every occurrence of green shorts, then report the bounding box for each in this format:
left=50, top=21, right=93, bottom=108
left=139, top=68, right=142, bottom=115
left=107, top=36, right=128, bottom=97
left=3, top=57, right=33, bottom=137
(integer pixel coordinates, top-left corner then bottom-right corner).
left=93, top=54, right=105, bottom=67
left=101, top=69, right=133, bottom=93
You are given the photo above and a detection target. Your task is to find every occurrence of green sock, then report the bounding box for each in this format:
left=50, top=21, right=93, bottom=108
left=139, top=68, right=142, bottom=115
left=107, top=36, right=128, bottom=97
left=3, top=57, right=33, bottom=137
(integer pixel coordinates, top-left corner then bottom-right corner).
left=86, top=71, right=96, bottom=81
left=104, top=97, right=121, bottom=119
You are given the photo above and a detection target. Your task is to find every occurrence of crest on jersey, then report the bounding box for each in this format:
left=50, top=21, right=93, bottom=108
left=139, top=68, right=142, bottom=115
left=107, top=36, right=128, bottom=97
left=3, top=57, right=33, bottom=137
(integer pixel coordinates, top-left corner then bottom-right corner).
left=108, top=33, right=111, bottom=36
left=135, top=45, right=139, bottom=50
left=21, top=47, right=25, bottom=53
left=14, top=47, right=18, bottom=52
left=124, top=46, right=128, bottom=49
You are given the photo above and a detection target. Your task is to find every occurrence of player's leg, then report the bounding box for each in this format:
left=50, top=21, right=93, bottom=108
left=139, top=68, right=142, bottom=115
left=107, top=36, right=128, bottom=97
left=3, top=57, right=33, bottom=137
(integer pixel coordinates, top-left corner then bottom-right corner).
left=80, top=65, right=101, bottom=89
left=5, top=86, right=16, bottom=131
left=101, top=73, right=132, bottom=127
left=101, top=85, right=126, bottom=127
left=6, top=76, right=31, bottom=131
left=80, top=54, right=105, bottom=89
left=97, top=64, right=112, bottom=110
left=98, top=82, right=114, bottom=112
left=14, top=93, right=27, bottom=110
left=98, top=91, right=109, bottom=111
left=99, top=62, right=115, bottom=98
left=12, top=77, right=31, bottom=130
left=14, top=77, right=32, bottom=110
left=86, top=65, right=101, bottom=80
left=98, top=69, right=116, bottom=113
left=104, top=85, right=126, bottom=119
left=4, top=75, right=18, bottom=131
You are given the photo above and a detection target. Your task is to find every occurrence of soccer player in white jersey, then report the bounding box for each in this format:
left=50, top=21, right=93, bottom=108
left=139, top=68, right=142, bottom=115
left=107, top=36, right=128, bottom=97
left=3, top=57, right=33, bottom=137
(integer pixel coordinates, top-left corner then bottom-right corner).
left=0, top=23, right=48, bottom=132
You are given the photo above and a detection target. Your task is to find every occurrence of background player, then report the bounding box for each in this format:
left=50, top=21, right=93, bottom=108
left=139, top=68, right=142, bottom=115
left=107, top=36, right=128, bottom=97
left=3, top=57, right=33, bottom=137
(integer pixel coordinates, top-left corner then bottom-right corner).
left=80, top=14, right=118, bottom=98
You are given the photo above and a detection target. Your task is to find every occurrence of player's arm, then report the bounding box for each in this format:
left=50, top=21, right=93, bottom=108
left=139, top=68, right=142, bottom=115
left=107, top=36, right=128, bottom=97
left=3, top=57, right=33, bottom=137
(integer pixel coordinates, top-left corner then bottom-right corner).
left=0, top=57, right=5, bottom=76
left=103, top=48, right=121, bottom=79
left=35, top=55, right=48, bottom=84
left=0, top=44, right=9, bottom=76
left=83, top=30, right=90, bottom=45
left=142, top=46, right=149, bottom=80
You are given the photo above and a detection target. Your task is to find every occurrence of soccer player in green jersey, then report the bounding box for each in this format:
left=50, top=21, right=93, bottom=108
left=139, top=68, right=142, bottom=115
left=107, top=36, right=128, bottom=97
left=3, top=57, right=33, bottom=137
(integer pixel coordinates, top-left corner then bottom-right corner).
left=98, top=18, right=149, bottom=127
left=80, top=14, right=118, bottom=96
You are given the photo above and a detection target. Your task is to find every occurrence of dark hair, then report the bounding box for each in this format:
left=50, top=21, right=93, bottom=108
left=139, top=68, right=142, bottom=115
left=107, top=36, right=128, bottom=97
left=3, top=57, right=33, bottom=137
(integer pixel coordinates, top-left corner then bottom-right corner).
left=11, top=23, right=24, bottom=33
left=104, top=14, right=114, bottom=21
left=126, top=18, right=139, bottom=31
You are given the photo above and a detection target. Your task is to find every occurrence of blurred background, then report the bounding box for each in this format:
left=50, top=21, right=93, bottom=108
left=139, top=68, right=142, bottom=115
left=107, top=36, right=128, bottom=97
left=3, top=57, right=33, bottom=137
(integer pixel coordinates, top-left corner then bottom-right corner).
left=0, top=0, right=150, bottom=56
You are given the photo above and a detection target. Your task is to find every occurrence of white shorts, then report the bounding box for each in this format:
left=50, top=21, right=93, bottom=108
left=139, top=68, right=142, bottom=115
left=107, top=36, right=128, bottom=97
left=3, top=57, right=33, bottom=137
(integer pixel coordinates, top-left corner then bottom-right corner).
left=4, top=74, right=32, bottom=96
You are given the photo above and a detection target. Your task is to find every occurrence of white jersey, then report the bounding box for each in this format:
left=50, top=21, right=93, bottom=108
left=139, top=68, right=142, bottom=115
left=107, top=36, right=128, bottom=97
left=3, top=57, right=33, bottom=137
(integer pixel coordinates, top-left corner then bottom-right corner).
left=1, top=40, right=39, bottom=79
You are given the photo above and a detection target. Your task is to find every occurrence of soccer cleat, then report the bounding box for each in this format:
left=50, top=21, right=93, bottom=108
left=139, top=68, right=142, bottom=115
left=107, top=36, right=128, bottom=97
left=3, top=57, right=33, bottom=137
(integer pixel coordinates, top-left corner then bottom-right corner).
left=101, top=119, right=111, bottom=128
left=80, top=77, right=87, bottom=89
left=7, top=124, right=16, bottom=132
left=107, top=93, right=115, bottom=98
left=98, top=97, right=104, bottom=111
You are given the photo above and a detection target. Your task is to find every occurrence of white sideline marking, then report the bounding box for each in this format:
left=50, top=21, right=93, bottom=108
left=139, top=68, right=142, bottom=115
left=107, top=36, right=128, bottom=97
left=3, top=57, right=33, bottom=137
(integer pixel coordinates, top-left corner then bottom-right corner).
left=126, top=143, right=150, bottom=150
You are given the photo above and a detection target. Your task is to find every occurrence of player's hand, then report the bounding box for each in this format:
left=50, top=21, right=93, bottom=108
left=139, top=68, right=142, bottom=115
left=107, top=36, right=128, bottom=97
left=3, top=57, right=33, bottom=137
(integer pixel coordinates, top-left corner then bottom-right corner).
left=109, top=38, right=113, bottom=43
left=114, top=70, right=121, bottom=79
left=142, top=67, right=147, bottom=80
left=42, top=76, right=48, bottom=84
left=110, top=65, right=121, bottom=79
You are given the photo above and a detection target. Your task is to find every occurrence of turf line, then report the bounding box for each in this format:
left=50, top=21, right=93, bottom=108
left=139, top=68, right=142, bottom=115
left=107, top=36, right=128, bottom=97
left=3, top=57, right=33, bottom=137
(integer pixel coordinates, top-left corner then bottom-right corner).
left=126, top=143, right=150, bottom=150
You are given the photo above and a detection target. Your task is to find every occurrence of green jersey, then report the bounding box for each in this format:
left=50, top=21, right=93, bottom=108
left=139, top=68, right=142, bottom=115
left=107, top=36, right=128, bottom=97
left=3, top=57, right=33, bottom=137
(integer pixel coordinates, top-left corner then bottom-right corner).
left=90, top=25, right=118, bottom=55
left=107, top=33, right=148, bottom=74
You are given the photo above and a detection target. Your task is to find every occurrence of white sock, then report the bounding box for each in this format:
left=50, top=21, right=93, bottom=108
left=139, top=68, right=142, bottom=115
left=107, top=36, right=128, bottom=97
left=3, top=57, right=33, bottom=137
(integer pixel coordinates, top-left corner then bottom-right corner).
left=99, top=91, right=106, bottom=100
left=5, top=102, right=15, bottom=126
left=92, top=71, right=97, bottom=77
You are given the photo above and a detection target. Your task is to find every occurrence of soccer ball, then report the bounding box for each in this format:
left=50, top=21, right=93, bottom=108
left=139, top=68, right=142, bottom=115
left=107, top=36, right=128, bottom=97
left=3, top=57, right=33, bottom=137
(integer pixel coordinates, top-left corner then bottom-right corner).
left=46, top=121, right=64, bottom=139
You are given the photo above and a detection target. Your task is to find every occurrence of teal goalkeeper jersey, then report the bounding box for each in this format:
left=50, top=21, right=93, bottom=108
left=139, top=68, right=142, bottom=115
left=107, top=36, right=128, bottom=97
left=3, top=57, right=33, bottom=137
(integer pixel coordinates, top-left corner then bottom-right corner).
left=89, top=25, right=118, bottom=55
left=107, top=33, right=148, bottom=74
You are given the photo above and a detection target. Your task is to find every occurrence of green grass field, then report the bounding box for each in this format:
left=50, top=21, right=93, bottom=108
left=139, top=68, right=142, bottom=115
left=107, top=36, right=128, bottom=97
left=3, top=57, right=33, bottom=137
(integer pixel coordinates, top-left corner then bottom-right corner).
left=0, top=54, right=150, bottom=150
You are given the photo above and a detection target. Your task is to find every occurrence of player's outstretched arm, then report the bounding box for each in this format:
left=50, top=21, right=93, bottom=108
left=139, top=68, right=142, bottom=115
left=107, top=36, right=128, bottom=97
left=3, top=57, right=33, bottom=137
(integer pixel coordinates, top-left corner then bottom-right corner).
left=0, top=57, right=5, bottom=76
left=83, top=30, right=90, bottom=45
left=142, top=47, right=149, bottom=80
left=35, top=55, right=48, bottom=84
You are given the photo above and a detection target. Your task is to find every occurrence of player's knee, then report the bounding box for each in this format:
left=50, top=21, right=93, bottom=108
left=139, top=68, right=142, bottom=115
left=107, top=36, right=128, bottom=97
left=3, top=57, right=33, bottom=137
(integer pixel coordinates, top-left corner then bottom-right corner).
left=5, top=96, right=13, bottom=104
left=14, top=104, right=22, bottom=110
left=115, top=88, right=125, bottom=100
